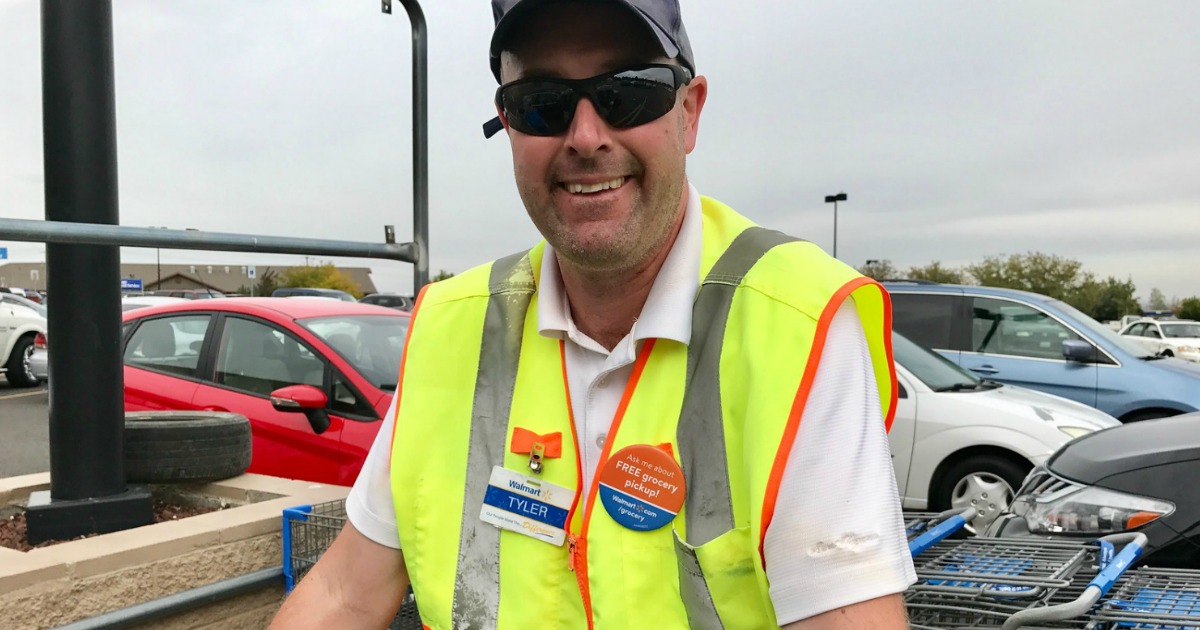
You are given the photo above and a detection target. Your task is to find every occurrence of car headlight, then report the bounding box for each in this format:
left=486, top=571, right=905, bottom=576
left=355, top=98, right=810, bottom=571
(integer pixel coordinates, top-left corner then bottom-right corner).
left=1177, top=345, right=1197, bottom=353
left=1057, top=426, right=1094, bottom=439
left=1011, top=482, right=1174, bottom=535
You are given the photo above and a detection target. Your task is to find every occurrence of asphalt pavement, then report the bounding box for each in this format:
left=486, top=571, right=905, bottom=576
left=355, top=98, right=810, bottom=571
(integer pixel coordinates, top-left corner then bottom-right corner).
left=0, top=378, right=50, bottom=477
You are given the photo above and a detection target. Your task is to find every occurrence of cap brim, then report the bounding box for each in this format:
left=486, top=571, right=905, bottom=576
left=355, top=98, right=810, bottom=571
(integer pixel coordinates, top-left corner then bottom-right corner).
left=489, top=0, right=680, bottom=83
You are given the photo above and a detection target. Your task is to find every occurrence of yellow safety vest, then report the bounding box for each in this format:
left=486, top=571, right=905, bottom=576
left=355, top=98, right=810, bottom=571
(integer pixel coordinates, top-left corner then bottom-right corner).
left=391, top=196, right=896, bottom=629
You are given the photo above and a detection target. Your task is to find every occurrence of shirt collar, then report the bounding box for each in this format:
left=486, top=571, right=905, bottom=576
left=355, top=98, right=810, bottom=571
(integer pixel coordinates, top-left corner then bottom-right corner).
left=537, top=183, right=702, bottom=348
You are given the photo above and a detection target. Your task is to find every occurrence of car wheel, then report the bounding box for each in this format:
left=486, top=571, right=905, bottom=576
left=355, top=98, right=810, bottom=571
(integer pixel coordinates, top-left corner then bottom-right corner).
left=935, top=455, right=1030, bottom=534
left=5, top=335, right=40, bottom=388
left=1122, top=409, right=1180, bottom=423
left=124, top=411, right=252, bottom=483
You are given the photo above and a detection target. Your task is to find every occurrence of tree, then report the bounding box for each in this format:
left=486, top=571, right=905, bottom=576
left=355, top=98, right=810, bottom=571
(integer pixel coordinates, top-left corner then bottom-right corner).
left=964, top=252, right=1084, bottom=300
left=1066, top=274, right=1140, bottom=322
left=254, top=268, right=281, bottom=297
left=1147, top=287, right=1168, bottom=311
left=907, top=261, right=966, bottom=284
left=1179, top=297, right=1200, bottom=321
left=432, top=269, right=455, bottom=282
left=282, top=263, right=362, bottom=297
left=857, top=259, right=898, bottom=280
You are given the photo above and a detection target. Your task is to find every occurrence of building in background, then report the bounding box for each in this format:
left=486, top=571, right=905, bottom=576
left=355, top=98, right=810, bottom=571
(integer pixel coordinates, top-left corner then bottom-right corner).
left=0, top=262, right=378, bottom=295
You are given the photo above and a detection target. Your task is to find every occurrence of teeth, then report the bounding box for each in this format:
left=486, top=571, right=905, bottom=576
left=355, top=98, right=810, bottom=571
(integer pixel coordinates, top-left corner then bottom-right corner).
left=566, top=177, right=624, bottom=194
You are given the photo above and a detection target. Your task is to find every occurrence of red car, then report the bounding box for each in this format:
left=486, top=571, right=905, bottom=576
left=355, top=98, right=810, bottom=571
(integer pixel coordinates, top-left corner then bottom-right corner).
left=122, top=297, right=409, bottom=486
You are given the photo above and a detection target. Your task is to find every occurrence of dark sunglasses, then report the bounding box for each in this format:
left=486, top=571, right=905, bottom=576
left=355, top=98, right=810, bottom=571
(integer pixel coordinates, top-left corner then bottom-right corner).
left=482, top=63, right=692, bottom=139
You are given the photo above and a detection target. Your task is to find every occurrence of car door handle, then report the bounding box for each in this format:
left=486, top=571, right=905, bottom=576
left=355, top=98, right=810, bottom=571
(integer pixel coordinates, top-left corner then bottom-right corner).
left=969, top=365, right=999, bottom=375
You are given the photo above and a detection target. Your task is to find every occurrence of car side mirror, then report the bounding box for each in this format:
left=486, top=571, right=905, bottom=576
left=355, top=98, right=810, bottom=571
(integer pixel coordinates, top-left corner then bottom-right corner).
left=270, top=384, right=331, bottom=434
left=1062, top=340, right=1097, bottom=363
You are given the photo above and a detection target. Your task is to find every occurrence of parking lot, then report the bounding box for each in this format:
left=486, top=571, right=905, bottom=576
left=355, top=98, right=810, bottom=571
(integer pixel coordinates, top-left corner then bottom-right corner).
left=0, top=379, right=49, bottom=478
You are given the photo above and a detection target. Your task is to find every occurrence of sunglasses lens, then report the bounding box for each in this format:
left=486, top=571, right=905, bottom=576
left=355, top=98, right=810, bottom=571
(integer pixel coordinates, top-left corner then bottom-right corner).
left=502, top=84, right=576, bottom=136
left=500, top=65, right=685, bottom=136
left=597, top=66, right=680, bottom=129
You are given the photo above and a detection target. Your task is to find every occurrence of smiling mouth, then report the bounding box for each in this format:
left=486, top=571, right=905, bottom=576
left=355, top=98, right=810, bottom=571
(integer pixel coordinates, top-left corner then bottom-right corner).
left=562, top=177, right=626, bottom=195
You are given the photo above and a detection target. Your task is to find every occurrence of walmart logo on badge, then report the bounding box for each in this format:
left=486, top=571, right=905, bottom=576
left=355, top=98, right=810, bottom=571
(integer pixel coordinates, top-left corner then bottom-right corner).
left=508, top=478, right=541, bottom=497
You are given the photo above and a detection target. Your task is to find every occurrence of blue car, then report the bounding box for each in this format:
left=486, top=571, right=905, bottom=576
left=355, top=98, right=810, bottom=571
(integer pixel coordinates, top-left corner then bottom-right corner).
left=885, top=283, right=1200, bottom=421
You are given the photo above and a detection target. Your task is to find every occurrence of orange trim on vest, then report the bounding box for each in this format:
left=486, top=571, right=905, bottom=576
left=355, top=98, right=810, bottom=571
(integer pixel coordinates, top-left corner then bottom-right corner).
left=388, top=284, right=430, bottom=462
left=880, top=286, right=899, bottom=432
left=510, top=427, right=563, bottom=458
left=756, top=276, right=879, bottom=566
left=560, top=341, right=585, bottom=533
left=566, top=338, right=658, bottom=630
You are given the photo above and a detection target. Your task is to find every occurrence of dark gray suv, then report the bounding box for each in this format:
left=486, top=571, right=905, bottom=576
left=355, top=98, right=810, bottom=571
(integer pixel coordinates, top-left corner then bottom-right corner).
left=358, top=293, right=414, bottom=311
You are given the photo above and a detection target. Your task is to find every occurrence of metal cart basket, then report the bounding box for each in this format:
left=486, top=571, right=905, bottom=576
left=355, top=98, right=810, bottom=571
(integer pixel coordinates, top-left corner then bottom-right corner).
left=1089, top=566, right=1200, bottom=629
left=906, top=533, right=1148, bottom=630
left=283, top=499, right=422, bottom=630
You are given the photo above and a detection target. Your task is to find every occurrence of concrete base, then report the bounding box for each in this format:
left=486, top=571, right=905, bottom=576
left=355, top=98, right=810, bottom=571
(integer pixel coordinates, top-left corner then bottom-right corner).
left=25, top=486, right=154, bottom=545
left=1, top=472, right=349, bottom=629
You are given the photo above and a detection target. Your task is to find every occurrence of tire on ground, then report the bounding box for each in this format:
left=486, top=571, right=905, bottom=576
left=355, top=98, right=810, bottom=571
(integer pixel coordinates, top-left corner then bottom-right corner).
left=124, top=411, right=252, bottom=483
left=5, top=334, right=39, bottom=388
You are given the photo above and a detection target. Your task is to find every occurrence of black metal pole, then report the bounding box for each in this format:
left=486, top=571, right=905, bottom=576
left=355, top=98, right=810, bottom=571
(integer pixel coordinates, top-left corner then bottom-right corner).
left=833, top=200, right=838, bottom=259
left=30, top=0, right=152, bottom=544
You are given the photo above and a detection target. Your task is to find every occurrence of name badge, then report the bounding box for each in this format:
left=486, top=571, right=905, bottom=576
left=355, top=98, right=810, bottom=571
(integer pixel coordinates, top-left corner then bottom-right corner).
left=479, top=465, right=576, bottom=546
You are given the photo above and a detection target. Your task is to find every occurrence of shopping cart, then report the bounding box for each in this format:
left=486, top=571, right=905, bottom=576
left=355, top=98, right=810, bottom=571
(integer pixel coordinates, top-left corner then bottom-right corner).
left=282, top=500, right=422, bottom=630
left=907, top=509, right=975, bottom=543
left=1088, top=566, right=1200, bottom=629
left=905, top=532, right=1147, bottom=630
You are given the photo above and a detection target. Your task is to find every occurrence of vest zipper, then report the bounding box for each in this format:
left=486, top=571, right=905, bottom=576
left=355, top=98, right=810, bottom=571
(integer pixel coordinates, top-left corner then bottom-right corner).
left=559, top=339, right=657, bottom=630
left=560, top=341, right=595, bottom=627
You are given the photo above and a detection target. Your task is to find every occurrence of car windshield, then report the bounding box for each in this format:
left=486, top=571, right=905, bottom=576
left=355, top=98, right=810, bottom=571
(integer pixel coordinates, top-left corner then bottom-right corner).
left=299, top=314, right=409, bottom=390
left=892, top=331, right=983, bottom=392
left=1045, top=299, right=1156, bottom=358
left=1162, top=323, right=1200, bottom=338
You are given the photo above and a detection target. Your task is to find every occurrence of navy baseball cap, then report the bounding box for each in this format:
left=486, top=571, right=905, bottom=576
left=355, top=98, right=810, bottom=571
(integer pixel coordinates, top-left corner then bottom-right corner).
left=489, top=0, right=695, bottom=83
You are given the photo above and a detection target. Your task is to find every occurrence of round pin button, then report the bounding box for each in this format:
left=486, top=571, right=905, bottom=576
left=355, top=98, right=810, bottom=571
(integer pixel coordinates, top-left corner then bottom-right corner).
left=597, top=444, right=686, bottom=531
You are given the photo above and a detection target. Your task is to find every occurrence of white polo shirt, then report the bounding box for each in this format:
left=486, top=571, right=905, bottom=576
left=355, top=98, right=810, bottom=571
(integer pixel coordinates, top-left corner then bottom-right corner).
left=346, top=185, right=915, bottom=623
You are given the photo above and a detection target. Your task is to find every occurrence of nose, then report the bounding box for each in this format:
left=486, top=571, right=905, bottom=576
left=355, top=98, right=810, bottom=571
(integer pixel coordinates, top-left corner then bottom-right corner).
left=564, top=97, right=611, bottom=158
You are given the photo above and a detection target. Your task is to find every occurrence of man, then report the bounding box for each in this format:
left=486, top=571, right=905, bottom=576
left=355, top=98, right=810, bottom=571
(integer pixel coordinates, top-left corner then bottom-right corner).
left=271, top=1, right=915, bottom=628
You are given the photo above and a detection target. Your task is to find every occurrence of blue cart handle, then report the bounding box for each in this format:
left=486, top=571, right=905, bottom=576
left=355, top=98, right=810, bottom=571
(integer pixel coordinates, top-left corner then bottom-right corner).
left=908, top=507, right=976, bottom=557
left=1087, top=532, right=1147, bottom=597
left=1002, top=533, right=1147, bottom=629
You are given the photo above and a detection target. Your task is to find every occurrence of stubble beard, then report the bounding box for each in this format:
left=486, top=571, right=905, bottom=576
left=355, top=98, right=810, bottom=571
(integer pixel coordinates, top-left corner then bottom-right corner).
left=520, top=170, right=685, bottom=276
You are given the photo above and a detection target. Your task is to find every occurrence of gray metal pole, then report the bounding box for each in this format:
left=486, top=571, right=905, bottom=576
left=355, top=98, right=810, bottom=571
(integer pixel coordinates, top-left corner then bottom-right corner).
left=394, top=0, right=429, bottom=293
left=29, top=0, right=152, bottom=544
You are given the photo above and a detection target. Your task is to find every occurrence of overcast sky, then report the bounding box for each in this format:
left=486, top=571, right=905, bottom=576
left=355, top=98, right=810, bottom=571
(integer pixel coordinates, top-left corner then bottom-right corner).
left=2, top=1, right=1198, bottom=302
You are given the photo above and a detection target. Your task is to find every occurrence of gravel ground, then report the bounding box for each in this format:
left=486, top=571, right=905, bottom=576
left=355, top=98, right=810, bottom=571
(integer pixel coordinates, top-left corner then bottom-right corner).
left=0, top=499, right=224, bottom=552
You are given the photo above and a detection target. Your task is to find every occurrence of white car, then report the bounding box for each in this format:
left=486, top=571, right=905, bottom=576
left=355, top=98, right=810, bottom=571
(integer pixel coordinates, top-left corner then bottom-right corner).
left=889, top=332, right=1119, bottom=531
left=0, top=293, right=47, bottom=387
left=1118, top=319, right=1200, bottom=362
left=28, top=295, right=191, bottom=381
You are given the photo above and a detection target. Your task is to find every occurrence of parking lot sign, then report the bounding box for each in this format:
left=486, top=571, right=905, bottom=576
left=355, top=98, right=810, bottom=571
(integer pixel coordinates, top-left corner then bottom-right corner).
left=121, top=278, right=143, bottom=292
left=248, top=265, right=257, bottom=279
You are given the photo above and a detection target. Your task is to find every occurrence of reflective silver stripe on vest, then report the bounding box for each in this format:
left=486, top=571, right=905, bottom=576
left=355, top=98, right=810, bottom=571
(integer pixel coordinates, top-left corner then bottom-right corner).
left=451, top=251, right=534, bottom=630
left=676, top=227, right=798, bottom=629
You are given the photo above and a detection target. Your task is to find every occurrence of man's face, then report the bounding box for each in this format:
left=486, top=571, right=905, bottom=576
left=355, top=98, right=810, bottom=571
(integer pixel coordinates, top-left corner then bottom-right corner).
left=499, top=2, right=707, bottom=274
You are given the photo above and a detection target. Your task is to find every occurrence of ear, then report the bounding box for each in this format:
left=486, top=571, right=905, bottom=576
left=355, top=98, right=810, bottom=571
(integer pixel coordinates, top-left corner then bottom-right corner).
left=681, top=75, right=707, bottom=154
left=494, top=102, right=510, bottom=131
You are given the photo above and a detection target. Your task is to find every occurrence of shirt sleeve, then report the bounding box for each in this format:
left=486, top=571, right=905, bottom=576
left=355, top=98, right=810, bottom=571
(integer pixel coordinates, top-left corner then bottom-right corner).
left=345, top=394, right=402, bottom=549
left=763, top=300, right=917, bottom=624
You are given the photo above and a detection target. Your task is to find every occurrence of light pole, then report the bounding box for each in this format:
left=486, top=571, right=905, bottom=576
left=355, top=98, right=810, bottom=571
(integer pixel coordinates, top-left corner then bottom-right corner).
left=824, top=192, right=847, bottom=258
